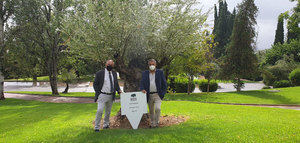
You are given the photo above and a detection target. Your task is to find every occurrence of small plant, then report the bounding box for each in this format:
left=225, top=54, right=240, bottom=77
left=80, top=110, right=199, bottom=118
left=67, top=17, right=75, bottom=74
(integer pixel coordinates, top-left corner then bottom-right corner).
left=197, top=79, right=218, bottom=92
left=262, top=86, right=271, bottom=89
left=59, top=69, right=77, bottom=93
left=262, top=70, right=276, bottom=86
left=289, top=68, right=300, bottom=86
left=233, top=79, right=245, bottom=91
left=273, top=80, right=291, bottom=88
left=168, top=76, right=195, bottom=93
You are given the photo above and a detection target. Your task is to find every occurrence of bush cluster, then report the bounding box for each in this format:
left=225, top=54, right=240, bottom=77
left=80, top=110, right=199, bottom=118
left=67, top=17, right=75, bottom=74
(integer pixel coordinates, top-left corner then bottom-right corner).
left=196, top=79, right=218, bottom=92
left=168, top=76, right=195, bottom=93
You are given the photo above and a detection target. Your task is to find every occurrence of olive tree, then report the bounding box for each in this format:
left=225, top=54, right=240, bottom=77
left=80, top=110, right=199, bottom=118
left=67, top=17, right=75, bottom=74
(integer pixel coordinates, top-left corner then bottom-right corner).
left=63, top=0, right=209, bottom=92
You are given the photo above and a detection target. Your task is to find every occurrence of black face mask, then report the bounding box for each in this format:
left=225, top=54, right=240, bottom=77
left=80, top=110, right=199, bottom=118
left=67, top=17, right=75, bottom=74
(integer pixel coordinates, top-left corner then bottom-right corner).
left=106, top=65, right=113, bottom=71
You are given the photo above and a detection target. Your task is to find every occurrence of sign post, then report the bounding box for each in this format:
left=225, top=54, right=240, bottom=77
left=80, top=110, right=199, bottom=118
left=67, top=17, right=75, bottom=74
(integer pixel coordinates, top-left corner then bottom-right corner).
left=120, top=92, right=148, bottom=129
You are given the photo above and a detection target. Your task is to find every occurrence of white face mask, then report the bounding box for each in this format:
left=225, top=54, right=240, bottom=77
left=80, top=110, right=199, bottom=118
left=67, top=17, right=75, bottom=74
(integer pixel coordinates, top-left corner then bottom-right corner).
left=149, top=65, right=156, bottom=71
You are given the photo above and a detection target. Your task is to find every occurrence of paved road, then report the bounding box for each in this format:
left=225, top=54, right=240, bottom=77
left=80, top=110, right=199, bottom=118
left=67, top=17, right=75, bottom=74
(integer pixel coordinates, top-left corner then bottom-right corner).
left=4, top=82, right=265, bottom=93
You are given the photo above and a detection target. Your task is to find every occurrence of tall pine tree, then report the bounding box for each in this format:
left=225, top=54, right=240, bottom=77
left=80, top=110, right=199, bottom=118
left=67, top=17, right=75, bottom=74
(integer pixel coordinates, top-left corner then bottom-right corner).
left=274, top=14, right=284, bottom=45
left=221, top=0, right=258, bottom=92
left=287, top=0, right=299, bottom=43
left=213, top=0, right=235, bottom=59
left=213, top=4, right=218, bottom=34
left=229, top=8, right=236, bottom=38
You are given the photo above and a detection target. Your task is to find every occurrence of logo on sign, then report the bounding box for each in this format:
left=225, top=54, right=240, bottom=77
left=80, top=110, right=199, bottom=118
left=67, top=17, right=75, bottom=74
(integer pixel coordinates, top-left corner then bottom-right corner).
left=130, top=94, right=137, bottom=101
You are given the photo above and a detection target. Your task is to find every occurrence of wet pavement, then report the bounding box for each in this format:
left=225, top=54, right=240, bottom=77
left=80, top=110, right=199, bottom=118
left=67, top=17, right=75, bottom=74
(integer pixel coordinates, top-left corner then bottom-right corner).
left=4, top=82, right=265, bottom=93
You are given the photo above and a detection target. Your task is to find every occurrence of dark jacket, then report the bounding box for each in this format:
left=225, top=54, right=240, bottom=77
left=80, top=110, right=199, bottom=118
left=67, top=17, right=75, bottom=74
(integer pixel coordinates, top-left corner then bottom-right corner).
left=140, top=69, right=167, bottom=102
left=93, top=69, right=121, bottom=102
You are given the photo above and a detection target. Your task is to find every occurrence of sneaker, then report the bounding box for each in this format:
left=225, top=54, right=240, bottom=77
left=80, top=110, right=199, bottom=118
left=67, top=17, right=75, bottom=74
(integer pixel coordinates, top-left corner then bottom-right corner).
left=95, top=129, right=100, bottom=132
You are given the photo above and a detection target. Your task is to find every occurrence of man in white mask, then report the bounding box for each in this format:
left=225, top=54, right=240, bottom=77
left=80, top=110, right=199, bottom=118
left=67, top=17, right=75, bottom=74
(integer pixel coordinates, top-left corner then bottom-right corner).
left=140, top=59, right=167, bottom=128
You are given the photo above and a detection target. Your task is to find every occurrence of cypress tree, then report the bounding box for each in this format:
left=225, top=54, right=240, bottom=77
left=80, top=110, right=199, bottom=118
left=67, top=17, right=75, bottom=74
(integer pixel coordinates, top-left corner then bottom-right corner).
left=214, top=0, right=227, bottom=58
left=229, top=8, right=236, bottom=37
left=287, top=0, right=299, bottom=43
left=274, top=14, right=284, bottom=45
left=213, top=0, right=236, bottom=59
left=213, top=4, right=218, bottom=34
left=221, top=0, right=258, bottom=92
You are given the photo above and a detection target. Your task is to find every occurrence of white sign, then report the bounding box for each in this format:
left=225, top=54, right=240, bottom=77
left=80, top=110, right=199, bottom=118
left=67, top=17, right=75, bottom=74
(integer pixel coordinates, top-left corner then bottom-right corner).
left=120, top=92, right=148, bottom=129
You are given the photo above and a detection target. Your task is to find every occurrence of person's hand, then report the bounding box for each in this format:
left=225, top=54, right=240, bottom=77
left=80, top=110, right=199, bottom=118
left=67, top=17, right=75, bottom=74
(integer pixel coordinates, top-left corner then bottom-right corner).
left=118, top=90, right=123, bottom=94
left=142, top=90, right=147, bottom=94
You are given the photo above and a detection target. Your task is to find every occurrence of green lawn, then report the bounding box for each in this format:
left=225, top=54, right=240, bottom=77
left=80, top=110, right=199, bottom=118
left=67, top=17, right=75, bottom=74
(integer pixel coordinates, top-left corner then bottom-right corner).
left=165, top=87, right=300, bottom=105
left=6, top=91, right=95, bottom=98
left=6, top=86, right=300, bottom=105
left=4, top=76, right=50, bottom=82
left=195, top=79, right=260, bottom=83
left=4, top=75, right=95, bottom=82
left=0, top=98, right=299, bottom=143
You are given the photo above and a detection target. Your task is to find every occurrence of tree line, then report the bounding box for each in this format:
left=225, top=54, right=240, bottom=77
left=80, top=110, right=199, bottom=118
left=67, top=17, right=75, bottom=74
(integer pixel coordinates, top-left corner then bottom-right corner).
left=0, top=0, right=263, bottom=100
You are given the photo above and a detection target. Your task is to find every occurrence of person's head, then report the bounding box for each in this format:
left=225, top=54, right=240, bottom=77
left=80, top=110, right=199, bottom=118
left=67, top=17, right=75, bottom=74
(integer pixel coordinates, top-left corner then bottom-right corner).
left=148, top=59, right=156, bottom=71
left=105, top=60, right=114, bottom=71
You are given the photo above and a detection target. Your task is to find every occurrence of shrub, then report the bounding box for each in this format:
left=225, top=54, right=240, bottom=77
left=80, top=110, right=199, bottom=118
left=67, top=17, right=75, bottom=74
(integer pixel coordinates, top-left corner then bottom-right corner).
left=167, top=76, right=176, bottom=93
left=233, top=79, right=245, bottom=90
left=265, top=39, right=300, bottom=65
left=197, top=79, right=218, bottom=92
left=262, top=70, right=276, bottom=86
left=262, top=86, right=271, bottom=89
left=268, top=65, right=289, bottom=81
left=273, top=80, right=292, bottom=88
left=168, top=76, right=195, bottom=93
left=289, top=68, right=300, bottom=86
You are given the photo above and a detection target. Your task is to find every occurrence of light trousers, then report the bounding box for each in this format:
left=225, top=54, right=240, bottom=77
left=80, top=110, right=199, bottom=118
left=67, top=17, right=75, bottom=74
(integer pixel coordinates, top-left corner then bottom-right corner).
left=148, top=93, right=162, bottom=126
left=94, top=94, right=113, bottom=130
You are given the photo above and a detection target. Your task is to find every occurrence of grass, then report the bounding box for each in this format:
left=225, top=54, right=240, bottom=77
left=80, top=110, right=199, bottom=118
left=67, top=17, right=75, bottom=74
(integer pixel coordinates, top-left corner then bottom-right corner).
left=4, top=76, right=50, bottom=82
left=165, top=87, right=300, bottom=105
left=194, top=79, right=260, bottom=84
left=4, top=75, right=95, bottom=82
left=5, top=91, right=95, bottom=98
left=6, top=86, right=300, bottom=105
left=0, top=98, right=299, bottom=142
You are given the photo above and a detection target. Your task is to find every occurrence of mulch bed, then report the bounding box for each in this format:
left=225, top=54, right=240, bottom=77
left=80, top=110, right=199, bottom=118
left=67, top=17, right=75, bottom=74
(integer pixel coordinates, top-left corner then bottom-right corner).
left=93, top=111, right=189, bottom=129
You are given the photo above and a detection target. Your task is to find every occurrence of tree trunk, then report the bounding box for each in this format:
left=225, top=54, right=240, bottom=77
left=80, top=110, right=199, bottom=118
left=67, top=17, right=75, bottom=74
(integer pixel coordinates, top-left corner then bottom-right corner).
left=49, top=74, right=59, bottom=95
left=33, top=75, right=38, bottom=86
left=0, top=70, right=4, bottom=100
left=115, top=61, right=146, bottom=124
left=187, top=76, right=194, bottom=95
left=122, top=68, right=142, bottom=92
left=62, top=82, right=69, bottom=93
left=0, top=9, right=5, bottom=100
left=49, top=75, right=59, bottom=95
left=164, top=67, right=170, bottom=82
left=207, top=78, right=210, bottom=93
left=237, top=78, right=241, bottom=92
left=187, top=76, right=191, bottom=95
left=49, top=45, right=59, bottom=95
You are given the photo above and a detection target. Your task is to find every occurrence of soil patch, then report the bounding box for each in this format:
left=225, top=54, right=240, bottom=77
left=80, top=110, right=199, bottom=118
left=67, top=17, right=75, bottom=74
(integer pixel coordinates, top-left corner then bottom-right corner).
left=93, top=113, right=189, bottom=129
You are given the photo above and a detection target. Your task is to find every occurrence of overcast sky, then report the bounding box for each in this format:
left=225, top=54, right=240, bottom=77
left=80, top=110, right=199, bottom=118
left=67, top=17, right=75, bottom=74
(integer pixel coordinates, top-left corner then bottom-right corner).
left=198, top=0, right=297, bottom=50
